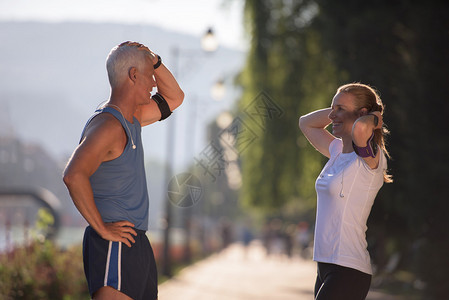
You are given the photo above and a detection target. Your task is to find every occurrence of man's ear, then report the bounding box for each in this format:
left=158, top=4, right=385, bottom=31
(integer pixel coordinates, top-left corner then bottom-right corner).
left=128, top=67, right=137, bottom=83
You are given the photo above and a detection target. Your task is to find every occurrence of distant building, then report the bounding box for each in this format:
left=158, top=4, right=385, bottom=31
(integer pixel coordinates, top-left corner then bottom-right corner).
left=0, top=133, right=84, bottom=226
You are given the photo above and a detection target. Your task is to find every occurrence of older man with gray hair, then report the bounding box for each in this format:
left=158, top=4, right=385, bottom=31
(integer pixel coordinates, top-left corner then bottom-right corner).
left=63, top=41, right=184, bottom=300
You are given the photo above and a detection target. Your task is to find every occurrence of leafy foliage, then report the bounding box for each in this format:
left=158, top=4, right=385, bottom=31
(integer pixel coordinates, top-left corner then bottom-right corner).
left=0, top=242, right=88, bottom=300
left=240, top=0, right=449, bottom=297
left=239, top=0, right=338, bottom=213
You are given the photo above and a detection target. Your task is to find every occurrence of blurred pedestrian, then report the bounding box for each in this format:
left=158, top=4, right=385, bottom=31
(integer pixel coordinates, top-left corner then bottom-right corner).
left=284, top=223, right=295, bottom=259
left=63, top=41, right=184, bottom=300
left=262, top=221, right=273, bottom=256
left=296, top=221, right=311, bottom=258
left=241, top=222, right=254, bottom=248
left=220, top=217, right=233, bottom=249
left=297, top=222, right=310, bottom=249
left=299, top=83, right=392, bottom=300
left=269, top=218, right=284, bottom=258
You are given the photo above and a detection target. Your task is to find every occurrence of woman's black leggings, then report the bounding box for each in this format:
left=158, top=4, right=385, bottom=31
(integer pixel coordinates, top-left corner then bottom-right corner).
left=314, top=262, right=372, bottom=300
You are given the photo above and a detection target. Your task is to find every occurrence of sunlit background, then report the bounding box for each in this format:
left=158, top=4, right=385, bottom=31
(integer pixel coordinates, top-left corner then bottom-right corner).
left=1, top=1, right=449, bottom=299
left=0, top=0, right=250, bottom=290
left=0, top=0, right=247, bottom=227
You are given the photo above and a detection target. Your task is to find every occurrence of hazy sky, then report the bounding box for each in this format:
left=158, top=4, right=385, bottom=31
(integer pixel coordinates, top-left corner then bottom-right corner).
left=0, top=0, right=247, bottom=50
left=0, top=0, right=248, bottom=173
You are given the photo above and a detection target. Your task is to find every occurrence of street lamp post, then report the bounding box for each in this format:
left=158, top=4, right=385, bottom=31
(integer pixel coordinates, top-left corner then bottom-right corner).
left=181, top=79, right=226, bottom=264
left=161, top=28, right=218, bottom=277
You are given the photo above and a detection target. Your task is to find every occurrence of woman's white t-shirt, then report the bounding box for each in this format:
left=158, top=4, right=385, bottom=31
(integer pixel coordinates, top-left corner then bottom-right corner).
left=314, top=138, right=386, bottom=275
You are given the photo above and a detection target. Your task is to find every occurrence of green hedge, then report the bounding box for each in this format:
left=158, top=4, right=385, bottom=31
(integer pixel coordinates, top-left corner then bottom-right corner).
left=0, top=241, right=88, bottom=300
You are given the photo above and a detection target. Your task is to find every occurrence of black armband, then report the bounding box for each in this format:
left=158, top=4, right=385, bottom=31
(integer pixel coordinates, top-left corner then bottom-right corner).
left=152, top=93, right=172, bottom=121
left=153, top=55, right=162, bottom=70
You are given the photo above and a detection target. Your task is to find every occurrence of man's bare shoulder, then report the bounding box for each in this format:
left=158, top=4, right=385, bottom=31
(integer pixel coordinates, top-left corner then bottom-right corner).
left=85, top=112, right=123, bottom=136
left=82, top=112, right=127, bottom=159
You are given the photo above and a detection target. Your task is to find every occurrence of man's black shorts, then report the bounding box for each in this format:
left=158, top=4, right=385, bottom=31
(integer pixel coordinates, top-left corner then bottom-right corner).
left=82, top=226, right=158, bottom=300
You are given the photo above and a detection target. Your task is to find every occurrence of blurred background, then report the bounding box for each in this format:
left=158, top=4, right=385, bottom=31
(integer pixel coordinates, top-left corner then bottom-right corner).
left=1, top=0, right=448, bottom=299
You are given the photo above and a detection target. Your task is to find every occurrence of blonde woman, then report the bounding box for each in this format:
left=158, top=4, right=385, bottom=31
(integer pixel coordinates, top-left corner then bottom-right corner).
left=299, top=83, right=392, bottom=300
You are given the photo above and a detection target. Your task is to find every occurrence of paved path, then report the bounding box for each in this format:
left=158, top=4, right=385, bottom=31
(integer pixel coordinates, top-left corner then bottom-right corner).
left=159, top=241, right=402, bottom=300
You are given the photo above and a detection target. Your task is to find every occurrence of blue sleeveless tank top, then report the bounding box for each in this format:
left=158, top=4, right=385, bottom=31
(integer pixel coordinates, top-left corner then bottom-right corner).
left=80, top=107, right=149, bottom=231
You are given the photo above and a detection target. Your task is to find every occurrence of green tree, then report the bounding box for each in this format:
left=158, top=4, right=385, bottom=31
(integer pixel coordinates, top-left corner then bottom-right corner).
left=315, top=0, right=449, bottom=297
left=239, top=0, right=338, bottom=214
left=240, top=0, right=449, bottom=297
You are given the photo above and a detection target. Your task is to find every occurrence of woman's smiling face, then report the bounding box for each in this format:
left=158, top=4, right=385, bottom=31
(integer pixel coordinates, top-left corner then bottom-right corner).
left=328, top=92, right=359, bottom=138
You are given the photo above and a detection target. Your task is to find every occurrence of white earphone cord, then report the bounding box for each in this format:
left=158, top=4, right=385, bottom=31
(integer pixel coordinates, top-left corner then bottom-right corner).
left=106, top=104, right=136, bottom=150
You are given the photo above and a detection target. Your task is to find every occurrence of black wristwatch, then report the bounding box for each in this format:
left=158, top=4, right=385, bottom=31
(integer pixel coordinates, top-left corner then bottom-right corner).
left=153, top=55, right=162, bottom=69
